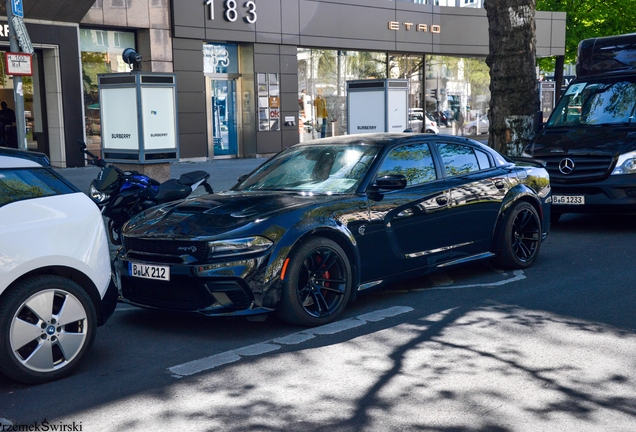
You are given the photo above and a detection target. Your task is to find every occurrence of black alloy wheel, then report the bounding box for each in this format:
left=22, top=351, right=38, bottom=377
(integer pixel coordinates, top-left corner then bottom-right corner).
left=494, top=201, right=541, bottom=269
left=279, top=237, right=352, bottom=326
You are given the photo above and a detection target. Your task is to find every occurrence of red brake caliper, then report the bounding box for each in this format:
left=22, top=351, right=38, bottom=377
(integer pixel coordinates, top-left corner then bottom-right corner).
left=315, top=255, right=330, bottom=296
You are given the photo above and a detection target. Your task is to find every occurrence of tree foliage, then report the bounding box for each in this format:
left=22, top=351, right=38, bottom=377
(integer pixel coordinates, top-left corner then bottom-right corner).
left=537, top=0, right=636, bottom=70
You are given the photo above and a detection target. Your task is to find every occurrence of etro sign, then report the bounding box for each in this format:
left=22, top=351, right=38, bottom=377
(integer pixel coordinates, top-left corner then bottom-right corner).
left=388, top=22, right=441, bottom=33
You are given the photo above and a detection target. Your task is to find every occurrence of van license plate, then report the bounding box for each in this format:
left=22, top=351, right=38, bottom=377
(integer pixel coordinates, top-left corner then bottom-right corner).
left=553, top=195, right=585, bottom=205
left=129, top=262, right=170, bottom=281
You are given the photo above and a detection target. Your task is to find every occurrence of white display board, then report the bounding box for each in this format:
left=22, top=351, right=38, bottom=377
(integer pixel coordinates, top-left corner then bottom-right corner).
left=141, top=87, right=177, bottom=150
left=387, top=90, right=408, bottom=132
left=348, top=91, right=385, bottom=134
left=101, top=87, right=139, bottom=150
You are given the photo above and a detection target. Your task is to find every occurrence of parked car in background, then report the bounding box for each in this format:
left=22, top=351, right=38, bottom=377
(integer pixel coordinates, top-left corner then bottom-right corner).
left=114, top=133, right=551, bottom=328
left=409, top=109, right=439, bottom=134
left=0, top=148, right=117, bottom=384
left=465, top=115, right=489, bottom=135
left=431, top=111, right=452, bottom=127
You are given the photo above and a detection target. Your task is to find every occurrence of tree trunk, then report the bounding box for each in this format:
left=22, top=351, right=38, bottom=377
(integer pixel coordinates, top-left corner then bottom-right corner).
left=485, top=0, right=539, bottom=156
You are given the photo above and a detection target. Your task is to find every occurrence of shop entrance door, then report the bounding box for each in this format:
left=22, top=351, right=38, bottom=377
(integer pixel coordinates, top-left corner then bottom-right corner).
left=209, top=79, right=237, bottom=157
left=0, top=49, right=47, bottom=152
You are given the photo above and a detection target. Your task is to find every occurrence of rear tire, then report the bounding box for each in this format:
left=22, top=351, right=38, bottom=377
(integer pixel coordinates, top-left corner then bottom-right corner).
left=279, top=237, right=352, bottom=327
left=494, top=202, right=541, bottom=269
left=0, top=276, right=97, bottom=384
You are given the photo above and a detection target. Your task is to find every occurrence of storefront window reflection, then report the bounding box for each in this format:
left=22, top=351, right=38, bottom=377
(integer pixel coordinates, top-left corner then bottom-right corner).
left=80, top=29, right=136, bottom=154
left=297, top=49, right=387, bottom=140
left=425, top=55, right=490, bottom=135
left=297, top=49, right=490, bottom=140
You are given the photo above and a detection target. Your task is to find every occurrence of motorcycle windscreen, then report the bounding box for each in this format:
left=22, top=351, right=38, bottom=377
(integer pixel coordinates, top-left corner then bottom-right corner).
left=94, top=167, right=120, bottom=191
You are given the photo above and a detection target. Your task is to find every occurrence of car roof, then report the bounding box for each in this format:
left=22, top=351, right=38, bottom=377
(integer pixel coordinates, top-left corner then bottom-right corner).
left=0, top=148, right=50, bottom=167
left=293, top=133, right=488, bottom=149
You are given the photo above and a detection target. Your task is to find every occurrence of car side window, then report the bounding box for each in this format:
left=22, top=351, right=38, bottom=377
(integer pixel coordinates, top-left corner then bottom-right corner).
left=475, top=149, right=492, bottom=169
left=437, top=143, right=482, bottom=177
left=0, top=168, right=75, bottom=207
left=376, top=142, right=437, bottom=187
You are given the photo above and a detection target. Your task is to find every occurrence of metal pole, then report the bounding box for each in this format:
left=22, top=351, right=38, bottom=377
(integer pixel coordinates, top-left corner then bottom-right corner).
left=6, top=1, right=27, bottom=150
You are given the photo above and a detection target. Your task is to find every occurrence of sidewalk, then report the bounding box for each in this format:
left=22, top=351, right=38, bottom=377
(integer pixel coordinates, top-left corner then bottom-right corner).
left=55, top=157, right=267, bottom=195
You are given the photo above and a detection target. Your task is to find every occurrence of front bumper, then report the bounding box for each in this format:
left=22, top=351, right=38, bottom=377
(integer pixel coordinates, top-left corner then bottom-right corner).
left=114, top=251, right=275, bottom=317
left=551, top=174, right=636, bottom=214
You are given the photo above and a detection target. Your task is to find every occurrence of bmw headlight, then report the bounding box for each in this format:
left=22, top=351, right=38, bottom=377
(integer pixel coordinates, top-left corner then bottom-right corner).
left=611, top=151, right=636, bottom=175
left=89, top=184, right=110, bottom=204
left=207, top=236, right=273, bottom=259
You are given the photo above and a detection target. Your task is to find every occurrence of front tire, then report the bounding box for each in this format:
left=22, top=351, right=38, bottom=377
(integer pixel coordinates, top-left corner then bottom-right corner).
left=494, top=201, right=541, bottom=269
left=0, top=276, right=97, bottom=384
left=279, top=237, right=352, bottom=327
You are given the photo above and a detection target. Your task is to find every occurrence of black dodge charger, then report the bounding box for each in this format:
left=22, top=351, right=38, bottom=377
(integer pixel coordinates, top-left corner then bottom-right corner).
left=114, top=134, right=551, bottom=326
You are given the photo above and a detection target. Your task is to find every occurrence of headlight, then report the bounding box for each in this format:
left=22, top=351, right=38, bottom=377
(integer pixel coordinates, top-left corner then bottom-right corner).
left=89, top=184, right=110, bottom=204
left=207, top=236, right=273, bottom=259
left=611, top=151, right=636, bottom=175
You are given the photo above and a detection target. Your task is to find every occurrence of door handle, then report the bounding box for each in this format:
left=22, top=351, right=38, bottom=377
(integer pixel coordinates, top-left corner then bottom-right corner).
left=436, top=196, right=448, bottom=205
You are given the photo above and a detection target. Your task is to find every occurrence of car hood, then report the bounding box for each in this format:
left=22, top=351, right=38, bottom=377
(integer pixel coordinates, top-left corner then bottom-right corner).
left=123, top=191, right=345, bottom=238
left=529, top=126, right=636, bottom=156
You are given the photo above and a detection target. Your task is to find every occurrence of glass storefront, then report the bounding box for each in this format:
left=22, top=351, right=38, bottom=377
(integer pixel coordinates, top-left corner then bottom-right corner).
left=204, top=43, right=239, bottom=157
left=297, top=49, right=490, bottom=139
left=80, top=29, right=136, bottom=155
left=209, top=79, right=238, bottom=156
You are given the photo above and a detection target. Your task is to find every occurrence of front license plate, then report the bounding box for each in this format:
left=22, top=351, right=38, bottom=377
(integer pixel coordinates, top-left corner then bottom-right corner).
left=553, top=195, right=585, bottom=205
left=129, top=262, right=170, bottom=281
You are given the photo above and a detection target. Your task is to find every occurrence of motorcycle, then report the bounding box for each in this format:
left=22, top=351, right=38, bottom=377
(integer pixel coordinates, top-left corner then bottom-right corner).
left=79, top=140, right=213, bottom=244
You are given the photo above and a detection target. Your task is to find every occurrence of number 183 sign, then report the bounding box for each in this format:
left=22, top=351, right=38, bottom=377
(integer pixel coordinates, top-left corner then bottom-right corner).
left=4, top=52, right=32, bottom=76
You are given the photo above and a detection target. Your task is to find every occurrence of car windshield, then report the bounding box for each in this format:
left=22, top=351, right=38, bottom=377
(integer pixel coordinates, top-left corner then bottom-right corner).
left=235, top=143, right=381, bottom=193
left=547, top=77, right=636, bottom=127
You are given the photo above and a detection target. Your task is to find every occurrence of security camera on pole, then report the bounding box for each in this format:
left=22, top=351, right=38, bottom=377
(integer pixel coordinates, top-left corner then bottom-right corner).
left=5, top=0, right=33, bottom=150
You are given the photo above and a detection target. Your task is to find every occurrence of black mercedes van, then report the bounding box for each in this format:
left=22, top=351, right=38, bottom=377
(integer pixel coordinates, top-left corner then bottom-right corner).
left=524, top=33, right=636, bottom=222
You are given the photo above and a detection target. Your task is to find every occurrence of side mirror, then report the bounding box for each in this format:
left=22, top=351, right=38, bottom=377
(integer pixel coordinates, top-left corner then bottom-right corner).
left=372, top=174, right=407, bottom=191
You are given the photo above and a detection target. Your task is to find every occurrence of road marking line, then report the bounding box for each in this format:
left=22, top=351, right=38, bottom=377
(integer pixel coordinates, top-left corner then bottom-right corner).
left=168, top=305, right=413, bottom=378
left=414, top=269, right=525, bottom=291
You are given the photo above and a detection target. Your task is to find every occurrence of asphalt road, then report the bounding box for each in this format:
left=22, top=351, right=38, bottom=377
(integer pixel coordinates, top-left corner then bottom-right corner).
left=1, top=213, right=635, bottom=431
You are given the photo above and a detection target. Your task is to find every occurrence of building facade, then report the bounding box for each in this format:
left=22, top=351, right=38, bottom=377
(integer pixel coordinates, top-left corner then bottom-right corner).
left=0, top=1, right=565, bottom=167
left=171, top=0, right=565, bottom=159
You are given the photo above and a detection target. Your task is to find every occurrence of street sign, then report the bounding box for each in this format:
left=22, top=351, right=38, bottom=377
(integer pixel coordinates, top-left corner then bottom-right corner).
left=11, top=16, right=33, bottom=55
left=5, top=52, right=32, bottom=76
left=11, top=0, right=24, bottom=18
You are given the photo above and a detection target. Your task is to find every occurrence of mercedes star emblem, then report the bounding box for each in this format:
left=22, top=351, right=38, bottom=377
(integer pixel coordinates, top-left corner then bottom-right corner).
left=559, top=158, right=575, bottom=175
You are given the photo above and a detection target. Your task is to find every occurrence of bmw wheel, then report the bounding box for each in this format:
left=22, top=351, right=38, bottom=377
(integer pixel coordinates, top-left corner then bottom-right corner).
left=494, top=201, right=541, bottom=269
left=279, top=237, right=352, bottom=326
left=0, top=276, right=97, bottom=384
